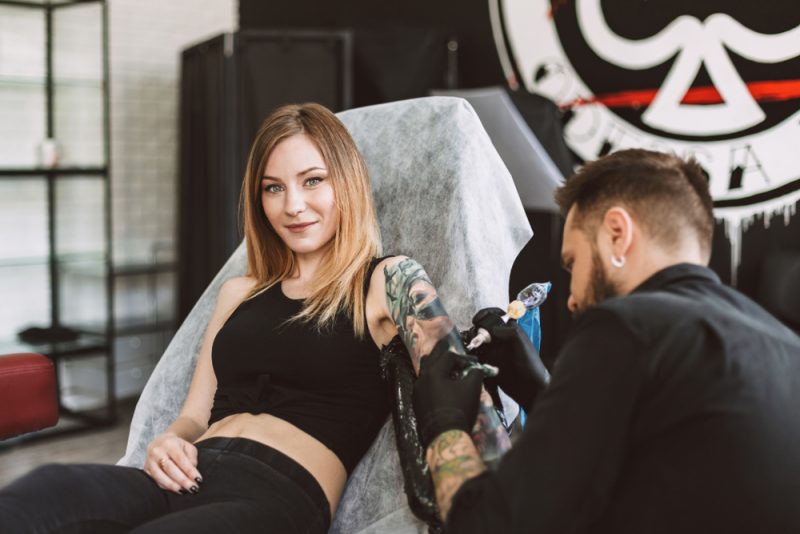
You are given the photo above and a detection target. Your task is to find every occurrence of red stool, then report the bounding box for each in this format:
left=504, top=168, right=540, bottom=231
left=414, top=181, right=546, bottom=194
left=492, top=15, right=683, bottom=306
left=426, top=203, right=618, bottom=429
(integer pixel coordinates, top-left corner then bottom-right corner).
left=0, top=353, right=59, bottom=440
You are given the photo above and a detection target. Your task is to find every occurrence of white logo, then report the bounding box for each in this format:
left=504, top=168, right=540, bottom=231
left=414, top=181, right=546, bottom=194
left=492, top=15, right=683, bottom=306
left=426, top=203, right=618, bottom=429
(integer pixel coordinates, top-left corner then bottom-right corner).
left=576, top=0, right=800, bottom=135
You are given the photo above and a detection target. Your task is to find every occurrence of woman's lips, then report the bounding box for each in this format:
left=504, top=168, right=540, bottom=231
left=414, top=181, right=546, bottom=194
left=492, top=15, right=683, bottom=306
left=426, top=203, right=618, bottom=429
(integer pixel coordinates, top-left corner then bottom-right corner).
left=285, top=221, right=316, bottom=233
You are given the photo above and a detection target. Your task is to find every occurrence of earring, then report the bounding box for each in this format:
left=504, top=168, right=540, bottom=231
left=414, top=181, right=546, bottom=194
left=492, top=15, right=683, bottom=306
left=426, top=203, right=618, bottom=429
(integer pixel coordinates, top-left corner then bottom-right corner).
left=610, top=254, right=626, bottom=268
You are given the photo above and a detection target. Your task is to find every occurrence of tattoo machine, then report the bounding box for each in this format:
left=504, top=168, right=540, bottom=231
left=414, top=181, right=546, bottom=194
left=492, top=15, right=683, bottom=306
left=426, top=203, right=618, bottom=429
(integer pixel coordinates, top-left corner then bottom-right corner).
left=466, top=281, right=552, bottom=351
left=454, top=353, right=499, bottom=380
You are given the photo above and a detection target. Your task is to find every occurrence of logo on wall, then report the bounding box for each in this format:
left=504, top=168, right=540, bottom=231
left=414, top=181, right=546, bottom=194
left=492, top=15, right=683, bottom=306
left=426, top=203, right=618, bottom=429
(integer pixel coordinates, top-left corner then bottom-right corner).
left=490, top=0, right=800, bottom=281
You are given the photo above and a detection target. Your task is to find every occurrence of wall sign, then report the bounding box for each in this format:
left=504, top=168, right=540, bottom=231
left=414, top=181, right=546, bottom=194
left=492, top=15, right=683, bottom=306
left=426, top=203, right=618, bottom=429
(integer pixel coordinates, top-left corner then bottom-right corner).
left=491, top=0, right=800, bottom=282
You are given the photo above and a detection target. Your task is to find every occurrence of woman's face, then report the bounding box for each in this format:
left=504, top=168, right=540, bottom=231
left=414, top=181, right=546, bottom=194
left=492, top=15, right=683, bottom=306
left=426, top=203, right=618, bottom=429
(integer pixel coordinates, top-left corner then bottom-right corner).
left=261, top=134, right=339, bottom=258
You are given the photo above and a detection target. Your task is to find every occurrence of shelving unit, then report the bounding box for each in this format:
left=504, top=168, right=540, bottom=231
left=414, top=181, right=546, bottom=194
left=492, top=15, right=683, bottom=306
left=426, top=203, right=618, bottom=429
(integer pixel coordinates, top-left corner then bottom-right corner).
left=113, top=262, right=176, bottom=335
left=0, top=0, right=114, bottom=437
left=112, top=258, right=177, bottom=399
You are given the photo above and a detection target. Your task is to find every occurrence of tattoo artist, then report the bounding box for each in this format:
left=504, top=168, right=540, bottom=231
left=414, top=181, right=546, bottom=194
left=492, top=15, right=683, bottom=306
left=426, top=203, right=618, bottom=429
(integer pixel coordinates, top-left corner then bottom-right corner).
left=412, top=149, right=800, bottom=533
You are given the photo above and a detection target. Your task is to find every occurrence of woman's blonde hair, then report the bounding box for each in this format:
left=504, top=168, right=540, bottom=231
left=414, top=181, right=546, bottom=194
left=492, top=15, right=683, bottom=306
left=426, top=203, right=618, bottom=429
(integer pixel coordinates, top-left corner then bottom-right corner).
left=240, top=103, right=381, bottom=337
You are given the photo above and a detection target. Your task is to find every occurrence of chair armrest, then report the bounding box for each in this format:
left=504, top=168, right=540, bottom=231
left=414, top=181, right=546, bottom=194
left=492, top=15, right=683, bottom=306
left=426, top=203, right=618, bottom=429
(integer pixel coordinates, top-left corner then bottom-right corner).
left=0, top=353, right=59, bottom=440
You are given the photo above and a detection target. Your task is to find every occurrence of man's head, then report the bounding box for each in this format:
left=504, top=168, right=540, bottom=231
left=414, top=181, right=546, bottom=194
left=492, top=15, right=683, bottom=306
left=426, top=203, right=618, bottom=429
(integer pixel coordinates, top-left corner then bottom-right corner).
left=555, top=149, right=714, bottom=316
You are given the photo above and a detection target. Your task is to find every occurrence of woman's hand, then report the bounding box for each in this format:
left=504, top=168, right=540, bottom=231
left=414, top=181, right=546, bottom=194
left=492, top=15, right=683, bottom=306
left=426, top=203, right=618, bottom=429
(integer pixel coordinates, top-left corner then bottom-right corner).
left=144, top=432, right=203, bottom=494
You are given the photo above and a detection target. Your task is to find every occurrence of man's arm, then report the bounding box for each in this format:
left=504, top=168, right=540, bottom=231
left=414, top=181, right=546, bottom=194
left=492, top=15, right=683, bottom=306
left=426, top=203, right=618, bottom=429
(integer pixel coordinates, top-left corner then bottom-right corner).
left=426, top=430, right=486, bottom=519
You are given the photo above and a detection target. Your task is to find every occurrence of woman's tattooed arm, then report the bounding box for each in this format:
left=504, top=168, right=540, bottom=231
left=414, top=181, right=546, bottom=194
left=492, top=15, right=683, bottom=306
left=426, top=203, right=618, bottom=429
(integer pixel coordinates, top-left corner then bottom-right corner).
left=384, top=258, right=464, bottom=371
left=384, top=257, right=511, bottom=462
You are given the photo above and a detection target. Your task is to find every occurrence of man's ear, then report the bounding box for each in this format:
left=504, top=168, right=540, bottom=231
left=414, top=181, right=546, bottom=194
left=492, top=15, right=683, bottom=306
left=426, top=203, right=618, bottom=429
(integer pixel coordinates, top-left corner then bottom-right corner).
left=602, top=206, right=634, bottom=258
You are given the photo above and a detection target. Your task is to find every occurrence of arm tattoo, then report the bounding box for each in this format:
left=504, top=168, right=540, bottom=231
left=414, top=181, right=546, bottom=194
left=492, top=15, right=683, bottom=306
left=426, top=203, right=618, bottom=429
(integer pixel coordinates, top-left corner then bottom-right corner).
left=384, top=258, right=463, bottom=370
left=427, top=429, right=486, bottom=520
left=385, top=258, right=511, bottom=461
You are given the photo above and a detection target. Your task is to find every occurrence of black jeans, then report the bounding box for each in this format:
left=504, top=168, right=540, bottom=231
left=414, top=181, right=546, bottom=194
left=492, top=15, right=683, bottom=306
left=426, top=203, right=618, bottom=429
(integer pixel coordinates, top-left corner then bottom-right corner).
left=0, top=437, right=331, bottom=534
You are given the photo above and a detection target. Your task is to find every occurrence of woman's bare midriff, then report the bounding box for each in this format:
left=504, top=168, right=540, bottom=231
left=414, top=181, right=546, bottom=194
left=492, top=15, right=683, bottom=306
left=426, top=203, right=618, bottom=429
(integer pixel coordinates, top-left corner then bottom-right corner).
left=195, top=412, right=347, bottom=515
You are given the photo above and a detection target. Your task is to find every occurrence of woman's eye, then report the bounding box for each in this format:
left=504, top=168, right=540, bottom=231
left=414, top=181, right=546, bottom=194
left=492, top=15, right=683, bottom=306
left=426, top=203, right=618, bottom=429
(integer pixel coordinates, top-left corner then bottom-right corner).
left=263, top=184, right=282, bottom=194
left=305, top=177, right=323, bottom=187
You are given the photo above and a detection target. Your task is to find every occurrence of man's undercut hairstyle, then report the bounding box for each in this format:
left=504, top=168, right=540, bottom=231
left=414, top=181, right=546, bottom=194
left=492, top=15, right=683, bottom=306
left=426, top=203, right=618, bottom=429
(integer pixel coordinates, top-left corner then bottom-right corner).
left=554, top=149, right=714, bottom=258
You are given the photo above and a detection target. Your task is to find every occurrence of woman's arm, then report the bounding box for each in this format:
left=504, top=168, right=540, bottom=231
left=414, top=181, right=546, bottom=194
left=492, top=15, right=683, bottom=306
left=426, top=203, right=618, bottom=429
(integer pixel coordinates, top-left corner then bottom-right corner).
left=143, top=276, right=255, bottom=494
left=366, top=256, right=459, bottom=369
left=366, top=257, right=511, bottom=461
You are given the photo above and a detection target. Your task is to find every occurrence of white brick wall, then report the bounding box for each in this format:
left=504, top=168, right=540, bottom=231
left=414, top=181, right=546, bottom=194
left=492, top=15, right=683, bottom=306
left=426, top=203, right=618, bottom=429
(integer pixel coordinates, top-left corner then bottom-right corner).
left=53, top=3, right=105, bottom=167
left=0, top=5, right=47, bottom=168
left=109, top=0, right=238, bottom=265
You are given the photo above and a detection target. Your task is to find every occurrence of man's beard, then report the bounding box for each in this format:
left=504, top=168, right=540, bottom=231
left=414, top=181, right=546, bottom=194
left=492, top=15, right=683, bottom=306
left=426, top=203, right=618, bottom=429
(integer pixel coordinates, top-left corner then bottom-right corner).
left=573, top=247, right=622, bottom=318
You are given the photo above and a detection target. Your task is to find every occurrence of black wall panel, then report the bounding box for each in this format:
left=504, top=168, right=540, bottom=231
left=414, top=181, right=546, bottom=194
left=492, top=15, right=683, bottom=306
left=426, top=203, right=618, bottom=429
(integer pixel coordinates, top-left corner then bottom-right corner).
left=179, top=36, right=227, bottom=322
left=239, top=0, right=504, bottom=91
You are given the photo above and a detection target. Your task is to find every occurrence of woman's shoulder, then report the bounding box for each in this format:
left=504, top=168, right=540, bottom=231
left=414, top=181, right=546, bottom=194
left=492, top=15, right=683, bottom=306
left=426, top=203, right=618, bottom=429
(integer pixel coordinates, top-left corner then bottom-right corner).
left=369, top=255, right=407, bottom=275
left=366, top=255, right=406, bottom=288
left=218, top=276, right=258, bottom=308
left=366, top=255, right=434, bottom=297
left=220, top=275, right=257, bottom=294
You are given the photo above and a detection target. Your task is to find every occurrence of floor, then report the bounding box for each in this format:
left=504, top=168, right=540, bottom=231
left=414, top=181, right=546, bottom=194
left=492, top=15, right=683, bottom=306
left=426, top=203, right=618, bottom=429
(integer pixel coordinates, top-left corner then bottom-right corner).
left=0, top=400, right=136, bottom=488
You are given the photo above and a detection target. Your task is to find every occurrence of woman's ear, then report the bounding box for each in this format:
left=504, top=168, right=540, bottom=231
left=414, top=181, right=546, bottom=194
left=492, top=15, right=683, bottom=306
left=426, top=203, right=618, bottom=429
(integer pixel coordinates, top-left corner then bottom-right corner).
left=602, top=206, right=634, bottom=259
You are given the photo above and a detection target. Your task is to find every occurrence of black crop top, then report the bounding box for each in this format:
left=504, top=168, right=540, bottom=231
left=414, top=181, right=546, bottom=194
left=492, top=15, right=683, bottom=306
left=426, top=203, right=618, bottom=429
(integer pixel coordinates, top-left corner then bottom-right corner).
left=209, top=259, right=391, bottom=474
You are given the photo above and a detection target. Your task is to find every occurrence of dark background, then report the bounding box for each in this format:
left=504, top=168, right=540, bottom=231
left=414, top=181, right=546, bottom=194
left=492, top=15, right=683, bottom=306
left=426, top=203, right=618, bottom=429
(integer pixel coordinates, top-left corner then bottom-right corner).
left=239, top=0, right=503, bottom=91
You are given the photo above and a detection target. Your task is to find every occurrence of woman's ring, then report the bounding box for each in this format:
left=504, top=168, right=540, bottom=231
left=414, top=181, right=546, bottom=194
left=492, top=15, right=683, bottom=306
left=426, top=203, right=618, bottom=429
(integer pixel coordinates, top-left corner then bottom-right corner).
left=158, top=457, right=169, bottom=469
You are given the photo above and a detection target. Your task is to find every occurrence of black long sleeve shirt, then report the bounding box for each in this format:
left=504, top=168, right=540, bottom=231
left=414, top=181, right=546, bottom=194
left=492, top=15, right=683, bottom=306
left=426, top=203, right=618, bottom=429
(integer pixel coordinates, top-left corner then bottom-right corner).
left=447, top=264, right=800, bottom=533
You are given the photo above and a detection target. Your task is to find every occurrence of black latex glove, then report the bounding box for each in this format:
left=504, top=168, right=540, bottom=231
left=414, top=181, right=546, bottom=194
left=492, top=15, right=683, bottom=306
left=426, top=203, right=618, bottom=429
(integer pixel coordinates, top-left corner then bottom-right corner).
left=413, top=339, right=484, bottom=450
left=472, top=307, right=551, bottom=411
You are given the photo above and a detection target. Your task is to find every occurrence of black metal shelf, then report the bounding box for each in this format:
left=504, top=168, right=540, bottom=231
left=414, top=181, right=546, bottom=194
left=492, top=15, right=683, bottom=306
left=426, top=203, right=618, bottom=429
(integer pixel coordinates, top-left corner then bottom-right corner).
left=0, top=0, right=114, bottom=439
left=0, top=251, right=106, bottom=266
left=0, top=75, right=102, bottom=87
left=0, top=167, right=107, bottom=177
left=0, top=332, right=109, bottom=361
left=112, top=261, right=177, bottom=338
left=0, top=1, right=97, bottom=9
left=68, top=317, right=176, bottom=338
left=112, top=262, right=177, bottom=277
left=114, top=319, right=176, bottom=337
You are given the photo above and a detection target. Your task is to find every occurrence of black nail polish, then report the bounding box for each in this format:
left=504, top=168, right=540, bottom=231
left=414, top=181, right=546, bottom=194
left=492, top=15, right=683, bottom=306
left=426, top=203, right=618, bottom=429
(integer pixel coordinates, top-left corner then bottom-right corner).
left=195, top=477, right=203, bottom=484
left=179, top=489, right=188, bottom=495
left=190, top=485, right=199, bottom=494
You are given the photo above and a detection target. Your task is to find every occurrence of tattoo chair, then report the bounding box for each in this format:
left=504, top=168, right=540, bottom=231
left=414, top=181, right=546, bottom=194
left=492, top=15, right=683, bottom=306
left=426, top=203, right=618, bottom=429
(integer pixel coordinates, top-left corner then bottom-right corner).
left=118, top=97, right=532, bottom=533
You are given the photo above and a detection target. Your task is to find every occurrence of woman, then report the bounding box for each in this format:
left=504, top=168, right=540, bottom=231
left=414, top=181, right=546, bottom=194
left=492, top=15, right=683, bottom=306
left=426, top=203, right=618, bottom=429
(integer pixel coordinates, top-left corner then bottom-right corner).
left=0, top=103, right=464, bottom=533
